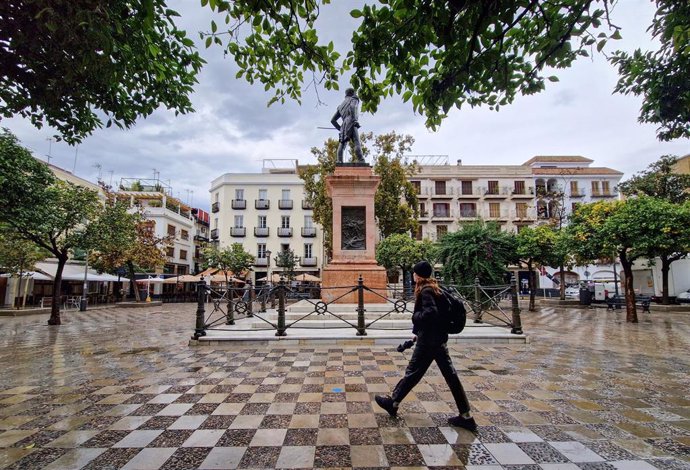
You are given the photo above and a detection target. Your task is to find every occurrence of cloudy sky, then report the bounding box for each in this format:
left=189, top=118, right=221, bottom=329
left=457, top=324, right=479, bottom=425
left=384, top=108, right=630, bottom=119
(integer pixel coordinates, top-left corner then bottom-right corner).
left=4, top=0, right=688, bottom=210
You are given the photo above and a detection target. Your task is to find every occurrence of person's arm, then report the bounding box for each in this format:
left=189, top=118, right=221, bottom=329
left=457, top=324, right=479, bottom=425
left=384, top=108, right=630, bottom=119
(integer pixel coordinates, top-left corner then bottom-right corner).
left=414, top=287, right=439, bottom=326
left=353, top=98, right=360, bottom=127
left=330, top=110, right=341, bottom=131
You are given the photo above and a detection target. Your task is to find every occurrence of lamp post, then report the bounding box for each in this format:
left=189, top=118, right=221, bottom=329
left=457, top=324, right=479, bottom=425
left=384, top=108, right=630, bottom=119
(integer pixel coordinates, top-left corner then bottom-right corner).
left=266, top=250, right=273, bottom=309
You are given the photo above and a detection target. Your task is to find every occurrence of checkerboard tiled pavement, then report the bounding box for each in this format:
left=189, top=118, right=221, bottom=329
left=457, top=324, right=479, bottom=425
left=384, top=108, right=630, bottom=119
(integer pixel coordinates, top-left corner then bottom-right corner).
left=0, top=304, right=688, bottom=469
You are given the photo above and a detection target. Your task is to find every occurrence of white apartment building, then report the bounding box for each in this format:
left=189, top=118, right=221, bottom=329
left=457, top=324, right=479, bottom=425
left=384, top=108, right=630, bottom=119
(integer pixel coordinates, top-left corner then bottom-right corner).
left=118, top=178, right=195, bottom=276
left=209, top=160, right=323, bottom=283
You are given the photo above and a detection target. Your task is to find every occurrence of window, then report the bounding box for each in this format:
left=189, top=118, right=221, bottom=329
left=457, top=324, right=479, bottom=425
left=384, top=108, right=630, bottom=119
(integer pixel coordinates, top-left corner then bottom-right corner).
left=434, top=180, right=446, bottom=195
left=281, top=216, right=290, bottom=228
left=282, top=189, right=291, bottom=200
left=411, top=181, right=421, bottom=194
left=166, top=247, right=174, bottom=258
left=304, top=215, right=313, bottom=227
left=167, top=224, right=176, bottom=236
left=259, top=188, right=268, bottom=200
left=591, top=181, right=600, bottom=195
left=436, top=225, right=448, bottom=239
left=213, top=218, right=218, bottom=229
left=602, top=181, right=610, bottom=194
left=419, top=202, right=426, bottom=216
left=515, top=203, right=527, bottom=218
left=258, top=215, right=267, bottom=228
left=459, top=203, right=476, bottom=217
left=514, top=181, right=525, bottom=194
left=304, top=243, right=313, bottom=258
left=257, top=244, right=266, bottom=258
left=487, top=180, right=499, bottom=195
left=180, top=229, right=189, bottom=240
left=489, top=203, right=501, bottom=218
left=433, top=203, right=450, bottom=217
left=281, top=243, right=290, bottom=252
left=234, top=215, right=243, bottom=228
left=570, top=181, right=579, bottom=195
left=461, top=181, right=473, bottom=195
left=414, top=225, right=423, bottom=240
left=235, top=188, right=244, bottom=200
left=179, top=250, right=187, bottom=260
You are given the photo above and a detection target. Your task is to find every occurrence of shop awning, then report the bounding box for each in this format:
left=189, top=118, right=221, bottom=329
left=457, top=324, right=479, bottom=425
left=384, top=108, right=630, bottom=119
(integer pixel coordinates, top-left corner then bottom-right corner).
left=34, top=262, right=122, bottom=282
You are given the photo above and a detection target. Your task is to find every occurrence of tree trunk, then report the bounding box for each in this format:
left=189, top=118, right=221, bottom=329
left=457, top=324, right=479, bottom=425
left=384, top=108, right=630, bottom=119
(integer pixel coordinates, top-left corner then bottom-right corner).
left=559, top=264, right=565, bottom=300
left=528, top=261, right=535, bottom=312
left=127, top=261, right=140, bottom=302
left=16, top=265, right=24, bottom=309
left=619, top=251, right=637, bottom=323
left=11, top=273, right=19, bottom=310
left=661, top=255, right=670, bottom=305
left=48, top=254, right=68, bottom=325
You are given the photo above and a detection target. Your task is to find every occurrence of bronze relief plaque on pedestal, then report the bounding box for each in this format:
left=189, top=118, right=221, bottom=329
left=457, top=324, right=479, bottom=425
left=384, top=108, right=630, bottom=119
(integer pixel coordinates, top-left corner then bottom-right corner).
left=341, top=206, right=366, bottom=250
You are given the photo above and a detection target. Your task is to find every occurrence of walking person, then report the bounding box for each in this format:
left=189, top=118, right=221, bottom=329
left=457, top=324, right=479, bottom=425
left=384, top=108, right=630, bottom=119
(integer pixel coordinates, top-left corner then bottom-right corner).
left=374, top=260, right=477, bottom=432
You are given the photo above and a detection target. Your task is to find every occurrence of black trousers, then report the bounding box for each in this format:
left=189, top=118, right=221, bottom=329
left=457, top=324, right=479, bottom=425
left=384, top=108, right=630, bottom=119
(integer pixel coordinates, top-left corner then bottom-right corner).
left=391, top=342, right=471, bottom=415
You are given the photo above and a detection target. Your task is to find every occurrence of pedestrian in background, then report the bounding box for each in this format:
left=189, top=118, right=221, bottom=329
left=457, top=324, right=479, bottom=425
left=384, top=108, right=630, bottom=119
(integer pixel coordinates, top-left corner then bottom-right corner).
left=374, top=260, right=477, bottom=432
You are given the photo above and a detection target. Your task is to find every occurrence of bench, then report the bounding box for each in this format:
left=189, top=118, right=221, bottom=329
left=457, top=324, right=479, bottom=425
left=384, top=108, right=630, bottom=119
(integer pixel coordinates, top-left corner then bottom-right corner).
left=606, top=298, right=651, bottom=313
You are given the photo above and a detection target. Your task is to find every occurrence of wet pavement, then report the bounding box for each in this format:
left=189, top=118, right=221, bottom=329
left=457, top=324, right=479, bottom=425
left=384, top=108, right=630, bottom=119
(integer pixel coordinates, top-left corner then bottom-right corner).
left=0, top=304, right=688, bottom=469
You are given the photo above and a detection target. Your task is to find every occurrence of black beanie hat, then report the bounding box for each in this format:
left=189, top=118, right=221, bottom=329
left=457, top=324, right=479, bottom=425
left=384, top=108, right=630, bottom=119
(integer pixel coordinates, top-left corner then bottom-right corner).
left=413, top=260, right=433, bottom=278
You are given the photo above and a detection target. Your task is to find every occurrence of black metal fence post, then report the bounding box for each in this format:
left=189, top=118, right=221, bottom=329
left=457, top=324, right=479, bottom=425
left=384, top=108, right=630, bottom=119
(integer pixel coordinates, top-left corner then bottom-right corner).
left=247, top=280, right=254, bottom=317
left=510, top=275, right=524, bottom=334
left=474, top=277, right=483, bottom=323
left=226, top=286, right=235, bottom=325
left=276, top=278, right=287, bottom=336
left=260, top=283, right=267, bottom=312
left=356, top=275, right=367, bottom=336
left=192, top=279, right=207, bottom=340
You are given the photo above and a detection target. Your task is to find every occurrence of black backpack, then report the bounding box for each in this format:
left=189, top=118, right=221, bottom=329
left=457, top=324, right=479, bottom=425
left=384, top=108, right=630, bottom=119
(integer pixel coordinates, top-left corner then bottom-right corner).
left=438, top=286, right=467, bottom=334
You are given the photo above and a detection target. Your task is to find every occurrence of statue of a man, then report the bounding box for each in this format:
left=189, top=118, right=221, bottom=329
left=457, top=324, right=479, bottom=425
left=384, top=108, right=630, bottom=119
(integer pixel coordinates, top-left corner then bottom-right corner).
left=331, top=88, right=365, bottom=164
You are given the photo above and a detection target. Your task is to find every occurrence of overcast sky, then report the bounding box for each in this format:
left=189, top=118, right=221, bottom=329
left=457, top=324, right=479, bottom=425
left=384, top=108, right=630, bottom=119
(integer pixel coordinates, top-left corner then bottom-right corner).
left=4, top=0, right=688, bottom=210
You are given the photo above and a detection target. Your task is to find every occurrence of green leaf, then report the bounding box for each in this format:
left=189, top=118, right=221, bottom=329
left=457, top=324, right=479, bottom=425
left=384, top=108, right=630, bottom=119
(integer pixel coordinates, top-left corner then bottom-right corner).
left=350, top=9, right=363, bottom=18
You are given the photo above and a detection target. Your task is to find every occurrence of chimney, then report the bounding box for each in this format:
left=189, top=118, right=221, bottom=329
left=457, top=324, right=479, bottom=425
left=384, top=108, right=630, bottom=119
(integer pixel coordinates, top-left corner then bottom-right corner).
left=456, top=159, right=462, bottom=166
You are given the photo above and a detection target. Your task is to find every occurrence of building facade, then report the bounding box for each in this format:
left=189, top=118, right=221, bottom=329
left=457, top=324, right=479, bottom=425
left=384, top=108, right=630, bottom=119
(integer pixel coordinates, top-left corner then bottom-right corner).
left=209, top=160, right=323, bottom=283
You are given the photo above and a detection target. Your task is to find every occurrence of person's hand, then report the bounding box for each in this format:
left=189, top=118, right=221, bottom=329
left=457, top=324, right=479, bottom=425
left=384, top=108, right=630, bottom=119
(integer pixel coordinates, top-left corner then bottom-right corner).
left=412, top=335, right=417, bottom=342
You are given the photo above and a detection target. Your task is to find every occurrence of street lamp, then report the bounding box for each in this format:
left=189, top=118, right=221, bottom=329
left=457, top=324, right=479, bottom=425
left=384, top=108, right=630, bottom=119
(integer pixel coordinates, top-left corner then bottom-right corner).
left=80, top=250, right=89, bottom=311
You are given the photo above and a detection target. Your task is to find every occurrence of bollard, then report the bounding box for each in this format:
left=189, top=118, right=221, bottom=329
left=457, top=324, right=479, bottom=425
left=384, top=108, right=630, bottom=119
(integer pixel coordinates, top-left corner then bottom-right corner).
left=356, top=275, right=367, bottom=336
left=192, top=279, right=207, bottom=339
left=247, top=280, right=254, bottom=317
left=226, top=285, right=235, bottom=325
left=473, top=277, right=483, bottom=323
left=510, top=275, right=523, bottom=334
left=260, top=283, right=267, bottom=312
left=276, top=278, right=287, bottom=336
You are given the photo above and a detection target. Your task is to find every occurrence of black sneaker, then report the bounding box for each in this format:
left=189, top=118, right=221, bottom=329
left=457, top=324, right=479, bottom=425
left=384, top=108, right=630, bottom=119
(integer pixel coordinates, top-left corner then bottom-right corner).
left=374, top=395, right=398, bottom=417
left=448, top=415, right=477, bottom=432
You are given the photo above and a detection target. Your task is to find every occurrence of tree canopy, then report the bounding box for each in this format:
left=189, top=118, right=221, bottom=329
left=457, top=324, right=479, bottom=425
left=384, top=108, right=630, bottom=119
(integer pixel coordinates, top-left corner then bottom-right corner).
left=515, top=224, right=557, bottom=311
left=200, top=0, right=688, bottom=141
left=0, top=0, right=204, bottom=143
left=202, top=243, right=255, bottom=283
left=617, top=154, right=690, bottom=204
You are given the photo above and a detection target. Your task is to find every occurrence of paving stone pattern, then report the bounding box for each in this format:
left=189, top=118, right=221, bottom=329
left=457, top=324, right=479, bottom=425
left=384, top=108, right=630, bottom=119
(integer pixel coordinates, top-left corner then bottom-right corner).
left=0, top=305, right=689, bottom=469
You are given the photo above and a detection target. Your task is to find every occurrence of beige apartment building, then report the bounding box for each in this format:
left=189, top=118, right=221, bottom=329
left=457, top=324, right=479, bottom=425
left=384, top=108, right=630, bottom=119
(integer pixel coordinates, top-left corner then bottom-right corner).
left=410, top=155, right=623, bottom=241
left=209, top=160, right=323, bottom=284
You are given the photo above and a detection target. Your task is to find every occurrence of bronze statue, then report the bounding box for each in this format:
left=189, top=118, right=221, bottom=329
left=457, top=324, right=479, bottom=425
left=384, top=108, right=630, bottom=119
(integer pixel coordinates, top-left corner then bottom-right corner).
left=331, top=88, right=365, bottom=164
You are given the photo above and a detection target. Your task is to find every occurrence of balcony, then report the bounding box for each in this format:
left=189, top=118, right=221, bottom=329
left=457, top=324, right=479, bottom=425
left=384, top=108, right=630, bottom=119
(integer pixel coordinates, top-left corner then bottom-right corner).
left=210, top=228, right=219, bottom=239
left=231, top=199, right=246, bottom=209
left=487, top=211, right=509, bottom=221
left=254, top=227, right=269, bottom=237
left=194, top=234, right=209, bottom=242
left=302, top=200, right=314, bottom=210
left=254, top=257, right=268, bottom=267
left=230, top=227, right=246, bottom=237
left=484, top=187, right=510, bottom=198
left=430, top=187, right=454, bottom=198
left=432, top=212, right=454, bottom=221
left=512, top=210, right=534, bottom=221
left=458, top=211, right=478, bottom=219
left=418, top=211, right=429, bottom=220
left=301, top=257, right=318, bottom=267
left=458, top=188, right=481, bottom=198
left=301, top=227, right=317, bottom=237
left=255, top=199, right=270, bottom=209
left=211, top=202, right=219, bottom=213
left=591, top=191, right=617, bottom=198
left=570, top=190, right=585, bottom=198
left=512, top=187, right=535, bottom=198
left=279, top=199, right=293, bottom=210
left=277, top=227, right=293, bottom=237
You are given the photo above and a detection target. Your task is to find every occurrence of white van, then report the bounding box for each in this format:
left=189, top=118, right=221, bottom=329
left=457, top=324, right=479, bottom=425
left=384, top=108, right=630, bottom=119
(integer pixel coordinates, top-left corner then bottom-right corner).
left=593, top=281, right=621, bottom=301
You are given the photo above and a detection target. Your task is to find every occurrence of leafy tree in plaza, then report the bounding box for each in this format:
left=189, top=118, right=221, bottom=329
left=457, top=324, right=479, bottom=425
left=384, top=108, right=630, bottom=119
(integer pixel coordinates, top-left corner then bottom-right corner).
left=516, top=224, right=558, bottom=312
left=203, top=243, right=255, bottom=285
left=201, top=1, right=686, bottom=142
left=610, top=1, right=690, bottom=141
left=0, top=226, right=49, bottom=309
left=617, top=155, right=690, bottom=204
left=568, top=197, right=681, bottom=322
left=550, top=227, right=577, bottom=300
left=376, top=234, right=436, bottom=295
left=87, top=195, right=170, bottom=302
left=0, top=0, right=204, bottom=143
left=300, top=131, right=418, bottom=256
left=274, top=248, right=300, bottom=281
left=437, top=220, right=517, bottom=287
left=0, top=130, right=101, bottom=324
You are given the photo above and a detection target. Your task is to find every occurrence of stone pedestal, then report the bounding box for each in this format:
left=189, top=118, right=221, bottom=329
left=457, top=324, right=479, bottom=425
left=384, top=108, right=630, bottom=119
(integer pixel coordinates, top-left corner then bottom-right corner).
left=322, top=166, right=387, bottom=303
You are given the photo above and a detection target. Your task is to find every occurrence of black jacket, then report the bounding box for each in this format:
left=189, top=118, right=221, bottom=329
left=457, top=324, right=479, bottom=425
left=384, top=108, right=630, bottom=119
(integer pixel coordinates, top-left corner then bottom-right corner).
left=412, top=286, right=449, bottom=345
